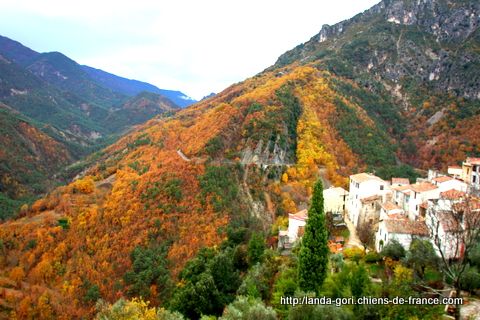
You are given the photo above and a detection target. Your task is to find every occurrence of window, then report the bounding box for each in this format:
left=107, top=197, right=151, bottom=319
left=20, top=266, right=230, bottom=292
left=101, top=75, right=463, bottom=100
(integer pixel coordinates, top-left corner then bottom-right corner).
left=380, top=185, right=384, bottom=191
left=474, top=176, right=477, bottom=183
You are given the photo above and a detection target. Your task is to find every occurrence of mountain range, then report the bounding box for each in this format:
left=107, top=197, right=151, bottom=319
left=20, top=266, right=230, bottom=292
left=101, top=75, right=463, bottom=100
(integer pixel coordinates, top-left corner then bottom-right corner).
left=0, top=35, right=196, bottom=217
left=0, top=0, right=478, bottom=318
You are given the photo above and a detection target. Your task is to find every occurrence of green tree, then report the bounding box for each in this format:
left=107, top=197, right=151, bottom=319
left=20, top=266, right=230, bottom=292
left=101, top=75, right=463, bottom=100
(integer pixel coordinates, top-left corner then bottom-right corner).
left=298, top=179, right=329, bottom=294
left=247, top=232, right=265, bottom=266
left=380, top=240, right=405, bottom=260
left=220, top=296, right=276, bottom=320
left=405, top=239, right=439, bottom=279
left=123, top=245, right=172, bottom=301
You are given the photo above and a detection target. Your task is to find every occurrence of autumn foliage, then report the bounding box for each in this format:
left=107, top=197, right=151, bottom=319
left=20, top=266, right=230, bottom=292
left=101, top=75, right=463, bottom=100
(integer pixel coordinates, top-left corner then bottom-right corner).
left=0, top=61, right=447, bottom=318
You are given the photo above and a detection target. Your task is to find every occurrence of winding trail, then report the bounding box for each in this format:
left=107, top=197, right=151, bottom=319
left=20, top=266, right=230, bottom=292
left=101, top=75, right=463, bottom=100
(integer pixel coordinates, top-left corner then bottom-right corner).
left=177, top=149, right=191, bottom=162
left=344, top=214, right=363, bottom=248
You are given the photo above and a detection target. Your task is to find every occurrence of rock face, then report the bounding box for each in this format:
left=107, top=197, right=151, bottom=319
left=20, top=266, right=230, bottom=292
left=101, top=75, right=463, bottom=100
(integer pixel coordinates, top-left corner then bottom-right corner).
left=241, top=137, right=289, bottom=166
left=276, top=0, right=480, bottom=100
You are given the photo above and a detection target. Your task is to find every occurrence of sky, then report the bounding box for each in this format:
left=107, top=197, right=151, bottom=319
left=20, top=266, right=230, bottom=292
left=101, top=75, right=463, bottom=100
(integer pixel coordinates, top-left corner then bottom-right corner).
left=0, top=0, right=380, bottom=100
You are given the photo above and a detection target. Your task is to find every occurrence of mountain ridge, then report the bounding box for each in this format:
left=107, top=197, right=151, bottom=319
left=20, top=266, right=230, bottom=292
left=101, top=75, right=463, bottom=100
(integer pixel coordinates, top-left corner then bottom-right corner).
left=0, top=0, right=479, bottom=318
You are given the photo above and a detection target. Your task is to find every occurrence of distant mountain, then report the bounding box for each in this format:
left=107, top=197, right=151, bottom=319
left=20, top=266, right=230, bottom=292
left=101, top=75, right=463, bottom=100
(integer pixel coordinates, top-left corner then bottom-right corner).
left=0, top=35, right=38, bottom=66
left=105, top=91, right=179, bottom=132
left=1, top=0, right=479, bottom=318
left=0, top=35, right=184, bottom=218
left=0, top=103, right=72, bottom=218
left=82, top=66, right=197, bottom=107
left=201, top=92, right=216, bottom=100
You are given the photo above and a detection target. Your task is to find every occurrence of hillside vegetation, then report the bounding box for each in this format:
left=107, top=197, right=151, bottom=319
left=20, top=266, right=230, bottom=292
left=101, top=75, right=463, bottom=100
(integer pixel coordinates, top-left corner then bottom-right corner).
left=0, top=0, right=479, bottom=318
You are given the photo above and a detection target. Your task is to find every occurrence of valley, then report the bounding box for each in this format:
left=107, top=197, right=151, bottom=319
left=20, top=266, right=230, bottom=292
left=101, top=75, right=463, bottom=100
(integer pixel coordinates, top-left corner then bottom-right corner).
left=0, top=0, right=479, bottom=319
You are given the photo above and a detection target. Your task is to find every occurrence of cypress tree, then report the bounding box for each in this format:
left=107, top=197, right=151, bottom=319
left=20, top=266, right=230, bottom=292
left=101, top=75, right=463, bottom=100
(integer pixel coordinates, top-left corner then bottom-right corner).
left=298, top=179, right=329, bottom=294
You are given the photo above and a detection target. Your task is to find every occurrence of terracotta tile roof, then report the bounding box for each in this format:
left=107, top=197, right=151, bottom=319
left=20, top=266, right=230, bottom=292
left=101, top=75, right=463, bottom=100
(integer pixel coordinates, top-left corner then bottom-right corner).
left=289, top=209, right=308, bottom=221
left=410, top=182, right=438, bottom=193
left=392, top=178, right=410, bottom=185
left=441, top=189, right=467, bottom=200
left=433, top=176, right=453, bottom=183
left=387, top=213, right=406, bottom=220
left=391, top=185, right=411, bottom=192
left=466, top=157, right=480, bottom=165
left=384, top=219, right=429, bottom=236
left=381, top=201, right=401, bottom=212
left=350, top=173, right=384, bottom=184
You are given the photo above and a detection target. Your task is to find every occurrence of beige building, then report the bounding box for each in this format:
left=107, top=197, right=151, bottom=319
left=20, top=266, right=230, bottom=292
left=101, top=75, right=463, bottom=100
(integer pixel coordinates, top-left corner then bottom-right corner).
left=347, top=173, right=390, bottom=227
left=462, top=157, right=480, bottom=190
left=323, top=187, right=348, bottom=214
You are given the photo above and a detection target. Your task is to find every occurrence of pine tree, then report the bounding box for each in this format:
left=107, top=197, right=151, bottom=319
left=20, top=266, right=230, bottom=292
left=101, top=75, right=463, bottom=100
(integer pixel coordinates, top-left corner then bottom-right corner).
left=298, top=179, right=329, bottom=294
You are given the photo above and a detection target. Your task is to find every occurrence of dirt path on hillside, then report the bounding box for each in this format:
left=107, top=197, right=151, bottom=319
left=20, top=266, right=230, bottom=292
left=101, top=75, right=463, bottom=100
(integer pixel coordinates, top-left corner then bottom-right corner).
left=344, top=214, right=363, bottom=248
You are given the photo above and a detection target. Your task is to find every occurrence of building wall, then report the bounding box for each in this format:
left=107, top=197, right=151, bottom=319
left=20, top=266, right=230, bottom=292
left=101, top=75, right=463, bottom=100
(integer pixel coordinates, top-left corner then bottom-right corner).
left=375, top=221, right=422, bottom=252
left=348, top=178, right=389, bottom=226
left=287, top=217, right=306, bottom=243
left=437, top=180, right=468, bottom=193
left=359, top=200, right=381, bottom=226
left=448, top=167, right=463, bottom=179
left=425, top=201, right=464, bottom=259
left=408, top=188, right=440, bottom=220
left=324, top=189, right=347, bottom=214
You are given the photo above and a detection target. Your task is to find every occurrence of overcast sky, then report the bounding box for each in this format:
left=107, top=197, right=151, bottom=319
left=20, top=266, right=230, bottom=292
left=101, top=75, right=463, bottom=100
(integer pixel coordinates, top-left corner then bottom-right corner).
left=0, top=0, right=379, bottom=100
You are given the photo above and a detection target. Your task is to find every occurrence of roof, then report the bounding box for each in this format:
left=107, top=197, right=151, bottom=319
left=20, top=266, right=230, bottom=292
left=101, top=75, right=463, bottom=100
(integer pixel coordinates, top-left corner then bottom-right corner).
left=448, top=165, right=462, bottom=170
left=383, top=219, right=429, bottom=236
left=432, top=176, right=453, bottom=183
left=465, top=157, right=480, bottom=166
left=391, top=185, right=411, bottom=193
left=387, top=213, right=406, bottom=220
left=289, top=209, right=308, bottom=221
left=381, top=201, right=402, bottom=212
left=441, top=189, right=467, bottom=200
left=323, top=187, right=349, bottom=196
left=410, top=182, right=438, bottom=193
left=392, top=178, right=410, bottom=185
left=360, top=195, right=382, bottom=203
left=350, top=173, right=384, bottom=184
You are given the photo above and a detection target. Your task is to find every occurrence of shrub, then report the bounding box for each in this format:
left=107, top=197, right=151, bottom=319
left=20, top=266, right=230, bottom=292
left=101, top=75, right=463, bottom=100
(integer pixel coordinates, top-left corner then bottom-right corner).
left=459, top=266, right=480, bottom=293
left=220, top=296, right=276, bottom=320
left=364, top=252, right=382, bottom=263
left=342, top=247, right=365, bottom=261
left=381, top=240, right=406, bottom=260
left=72, top=177, right=95, bottom=194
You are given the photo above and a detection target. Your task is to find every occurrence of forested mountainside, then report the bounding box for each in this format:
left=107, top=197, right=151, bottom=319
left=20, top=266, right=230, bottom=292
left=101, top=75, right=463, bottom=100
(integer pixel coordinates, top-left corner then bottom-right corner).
left=0, top=0, right=478, bottom=318
left=274, top=0, right=480, bottom=169
left=0, top=36, right=184, bottom=218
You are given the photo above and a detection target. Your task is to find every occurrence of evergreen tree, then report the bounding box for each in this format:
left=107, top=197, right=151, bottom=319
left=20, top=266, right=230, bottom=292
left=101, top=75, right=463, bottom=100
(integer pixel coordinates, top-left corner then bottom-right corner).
left=247, top=232, right=265, bottom=266
left=298, top=179, right=329, bottom=294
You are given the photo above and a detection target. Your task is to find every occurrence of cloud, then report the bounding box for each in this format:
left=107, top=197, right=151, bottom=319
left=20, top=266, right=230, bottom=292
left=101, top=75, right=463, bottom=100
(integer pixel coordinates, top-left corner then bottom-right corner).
left=0, top=0, right=379, bottom=99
